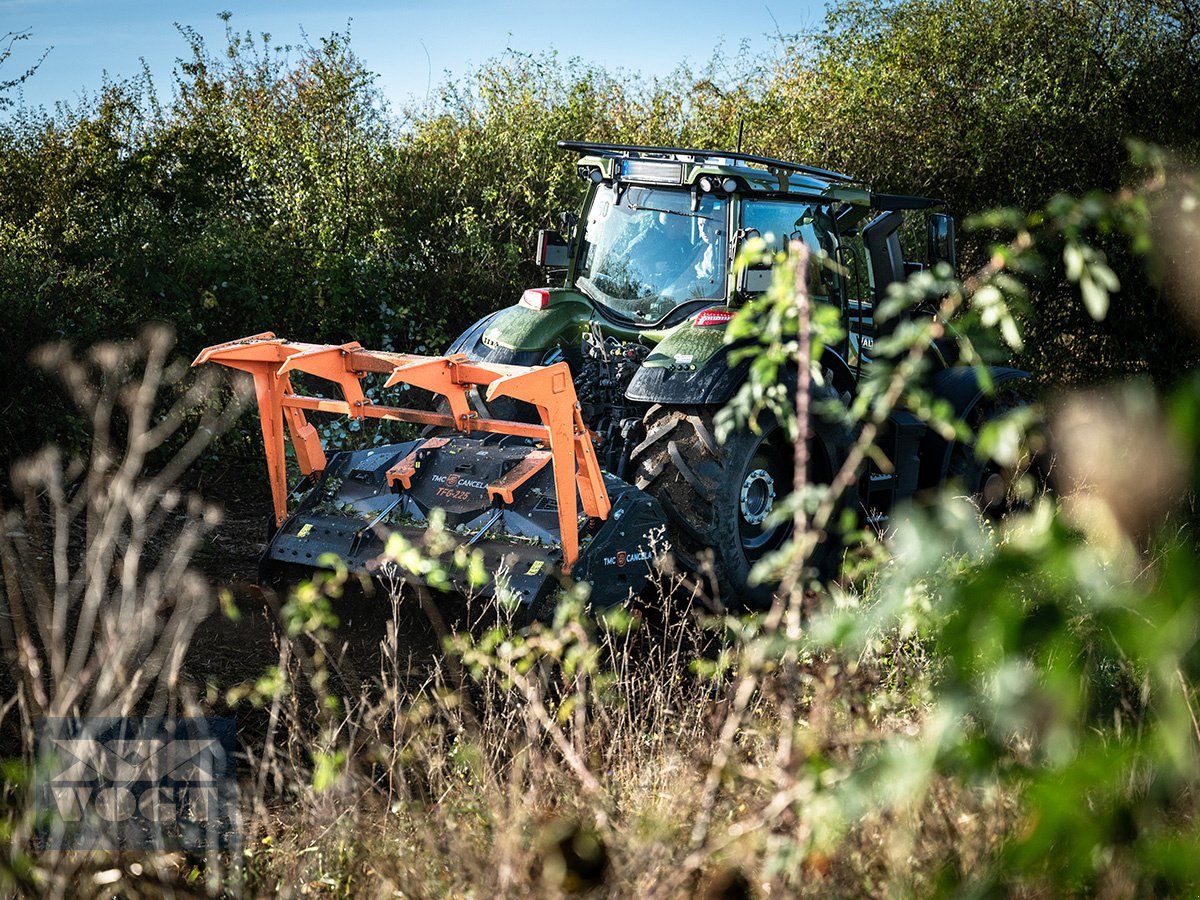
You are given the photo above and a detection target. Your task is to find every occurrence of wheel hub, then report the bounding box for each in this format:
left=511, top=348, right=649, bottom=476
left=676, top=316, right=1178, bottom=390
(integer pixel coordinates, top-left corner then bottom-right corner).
left=739, top=468, right=776, bottom=526
left=982, top=471, right=1007, bottom=506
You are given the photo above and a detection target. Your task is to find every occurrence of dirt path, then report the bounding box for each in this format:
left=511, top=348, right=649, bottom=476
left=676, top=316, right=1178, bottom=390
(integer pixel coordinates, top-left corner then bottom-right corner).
left=183, top=457, right=445, bottom=703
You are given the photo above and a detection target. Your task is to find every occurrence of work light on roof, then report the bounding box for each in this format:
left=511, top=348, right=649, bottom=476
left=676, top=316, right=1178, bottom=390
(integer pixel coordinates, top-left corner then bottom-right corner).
left=620, top=159, right=683, bottom=185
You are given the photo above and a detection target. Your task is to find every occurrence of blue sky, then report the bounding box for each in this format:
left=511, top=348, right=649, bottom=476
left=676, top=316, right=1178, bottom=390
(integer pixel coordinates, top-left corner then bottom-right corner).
left=2, top=1, right=830, bottom=114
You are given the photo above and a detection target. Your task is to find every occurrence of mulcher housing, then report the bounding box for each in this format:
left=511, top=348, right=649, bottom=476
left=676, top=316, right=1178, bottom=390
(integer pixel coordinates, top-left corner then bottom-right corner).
left=193, top=335, right=666, bottom=610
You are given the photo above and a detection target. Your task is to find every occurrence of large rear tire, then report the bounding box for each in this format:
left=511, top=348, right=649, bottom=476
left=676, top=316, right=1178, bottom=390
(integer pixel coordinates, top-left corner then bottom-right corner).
left=630, top=386, right=854, bottom=608
left=949, top=388, right=1052, bottom=516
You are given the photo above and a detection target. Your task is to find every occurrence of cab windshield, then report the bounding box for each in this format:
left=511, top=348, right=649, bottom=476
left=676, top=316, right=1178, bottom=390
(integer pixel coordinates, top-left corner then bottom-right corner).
left=576, top=185, right=726, bottom=324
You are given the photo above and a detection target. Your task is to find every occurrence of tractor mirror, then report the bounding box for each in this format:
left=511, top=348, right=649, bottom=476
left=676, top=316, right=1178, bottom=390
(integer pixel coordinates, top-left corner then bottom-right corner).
left=734, top=228, right=772, bottom=295
left=739, top=267, right=773, bottom=294
left=535, top=229, right=570, bottom=268
left=927, top=213, right=956, bottom=269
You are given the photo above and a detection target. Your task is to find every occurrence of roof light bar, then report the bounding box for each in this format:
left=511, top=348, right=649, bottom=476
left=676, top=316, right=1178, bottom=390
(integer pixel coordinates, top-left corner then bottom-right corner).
left=620, top=159, right=683, bottom=185
left=559, top=140, right=859, bottom=184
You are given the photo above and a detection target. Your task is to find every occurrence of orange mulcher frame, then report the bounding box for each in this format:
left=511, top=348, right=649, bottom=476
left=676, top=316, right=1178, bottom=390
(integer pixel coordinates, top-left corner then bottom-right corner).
left=193, top=333, right=611, bottom=572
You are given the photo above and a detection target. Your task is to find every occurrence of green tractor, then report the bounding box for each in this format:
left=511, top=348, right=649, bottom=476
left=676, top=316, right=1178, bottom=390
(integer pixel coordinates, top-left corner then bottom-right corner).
left=443, top=141, right=1022, bottom=602
left=197, top=141, right=1025, bottom=611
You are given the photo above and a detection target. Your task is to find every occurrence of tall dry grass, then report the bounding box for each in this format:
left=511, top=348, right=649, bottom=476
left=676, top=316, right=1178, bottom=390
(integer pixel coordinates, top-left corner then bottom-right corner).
left=0, top=327, right=995, bottom=898
left=226, top=566, right=975, bottom=899
left=0, top=327, right=253, bottom=895
left=4, top=227, right=1066, bottom=900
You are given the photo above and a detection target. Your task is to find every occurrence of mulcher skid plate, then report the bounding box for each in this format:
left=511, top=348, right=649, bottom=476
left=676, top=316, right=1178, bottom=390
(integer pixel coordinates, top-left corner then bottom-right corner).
left=194, top=333, right=665, bottom=612
left=263, top=436, right=665, bottom=610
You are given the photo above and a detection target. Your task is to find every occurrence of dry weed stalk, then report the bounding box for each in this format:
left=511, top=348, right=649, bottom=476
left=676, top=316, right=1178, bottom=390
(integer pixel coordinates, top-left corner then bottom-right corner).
left=0, top=327, right=245, bottom=731
left=0, top=327, right=246, bottom=895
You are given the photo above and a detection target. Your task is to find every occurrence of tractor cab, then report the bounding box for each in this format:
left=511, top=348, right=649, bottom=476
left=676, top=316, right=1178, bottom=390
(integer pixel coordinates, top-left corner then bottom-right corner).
left=574, top=183, right=728, bottom=327
left=536, top=141, right=956, bottom=379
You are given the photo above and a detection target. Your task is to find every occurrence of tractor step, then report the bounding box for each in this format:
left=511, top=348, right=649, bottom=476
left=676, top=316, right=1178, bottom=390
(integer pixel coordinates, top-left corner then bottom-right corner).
left=861, top=410, right=928, bottom=516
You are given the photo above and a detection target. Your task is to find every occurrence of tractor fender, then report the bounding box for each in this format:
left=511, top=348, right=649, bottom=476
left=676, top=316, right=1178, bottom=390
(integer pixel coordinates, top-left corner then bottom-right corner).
left=917, top=365, right=1029, bottom=489
left=446, top=309, right=546, bottom=367
left=447, top=309, right=503, bottom=355
left=625, top=342, right=857, bottom=406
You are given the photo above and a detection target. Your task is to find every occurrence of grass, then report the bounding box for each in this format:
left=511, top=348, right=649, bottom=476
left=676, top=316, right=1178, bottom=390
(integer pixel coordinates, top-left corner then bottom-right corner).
left=0, top=326, right=960, bottom=896
left=224, top=580, right=965, bottom=899
left=3, top=322, right=1198, bottom=898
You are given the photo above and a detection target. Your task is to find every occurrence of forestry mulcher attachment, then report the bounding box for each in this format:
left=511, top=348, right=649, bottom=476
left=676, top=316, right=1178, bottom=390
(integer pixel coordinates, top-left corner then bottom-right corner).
left=198, top=140, right=1027, bottom=612
left=193, top=334, right=666, bottom=611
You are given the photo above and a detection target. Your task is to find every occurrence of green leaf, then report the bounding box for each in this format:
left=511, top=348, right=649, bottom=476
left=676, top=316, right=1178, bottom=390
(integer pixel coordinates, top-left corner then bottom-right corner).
left=312, top=750, right=346, bottom=793
left=1079, top=271, right=1109, bottom=321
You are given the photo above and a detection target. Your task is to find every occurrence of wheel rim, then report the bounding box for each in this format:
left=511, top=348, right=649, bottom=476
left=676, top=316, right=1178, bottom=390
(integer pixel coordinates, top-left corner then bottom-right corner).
left=737, top=431, right=793, bottom=559
left=740, top=468, right=776, bottom=525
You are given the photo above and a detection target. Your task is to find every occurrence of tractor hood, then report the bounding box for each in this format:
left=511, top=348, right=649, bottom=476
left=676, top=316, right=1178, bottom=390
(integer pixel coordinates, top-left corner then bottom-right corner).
left=624, top=308, right=744, bottom=405
left=481, top=289, right=592, bottom=352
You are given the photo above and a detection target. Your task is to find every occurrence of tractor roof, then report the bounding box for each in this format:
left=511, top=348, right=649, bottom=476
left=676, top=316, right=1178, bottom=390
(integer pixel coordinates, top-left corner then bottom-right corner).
left=558, top=139, right=870, bottom=202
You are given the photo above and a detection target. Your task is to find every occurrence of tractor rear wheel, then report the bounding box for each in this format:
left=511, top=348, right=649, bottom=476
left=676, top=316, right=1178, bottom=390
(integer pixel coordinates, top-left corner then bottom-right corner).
left=630, top=388, right=853, bottom=608
left=949, top=389, right=1050, bottom=516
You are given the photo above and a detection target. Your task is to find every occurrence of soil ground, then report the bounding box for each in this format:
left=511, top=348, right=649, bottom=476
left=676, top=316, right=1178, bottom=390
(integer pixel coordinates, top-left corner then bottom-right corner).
left=182, top=456, right=445, bottom=704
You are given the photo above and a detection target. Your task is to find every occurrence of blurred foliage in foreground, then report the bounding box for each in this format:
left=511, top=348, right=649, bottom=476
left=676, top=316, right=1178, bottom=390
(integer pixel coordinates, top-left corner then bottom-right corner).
left=0, top=0, right=1198, bottom=463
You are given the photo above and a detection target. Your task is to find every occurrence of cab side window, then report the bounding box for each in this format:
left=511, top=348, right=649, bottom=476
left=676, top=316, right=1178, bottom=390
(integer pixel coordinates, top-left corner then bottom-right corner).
left=740, top=200, right=836, bottom=300
left=836, top=233, right=871, bottom=309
